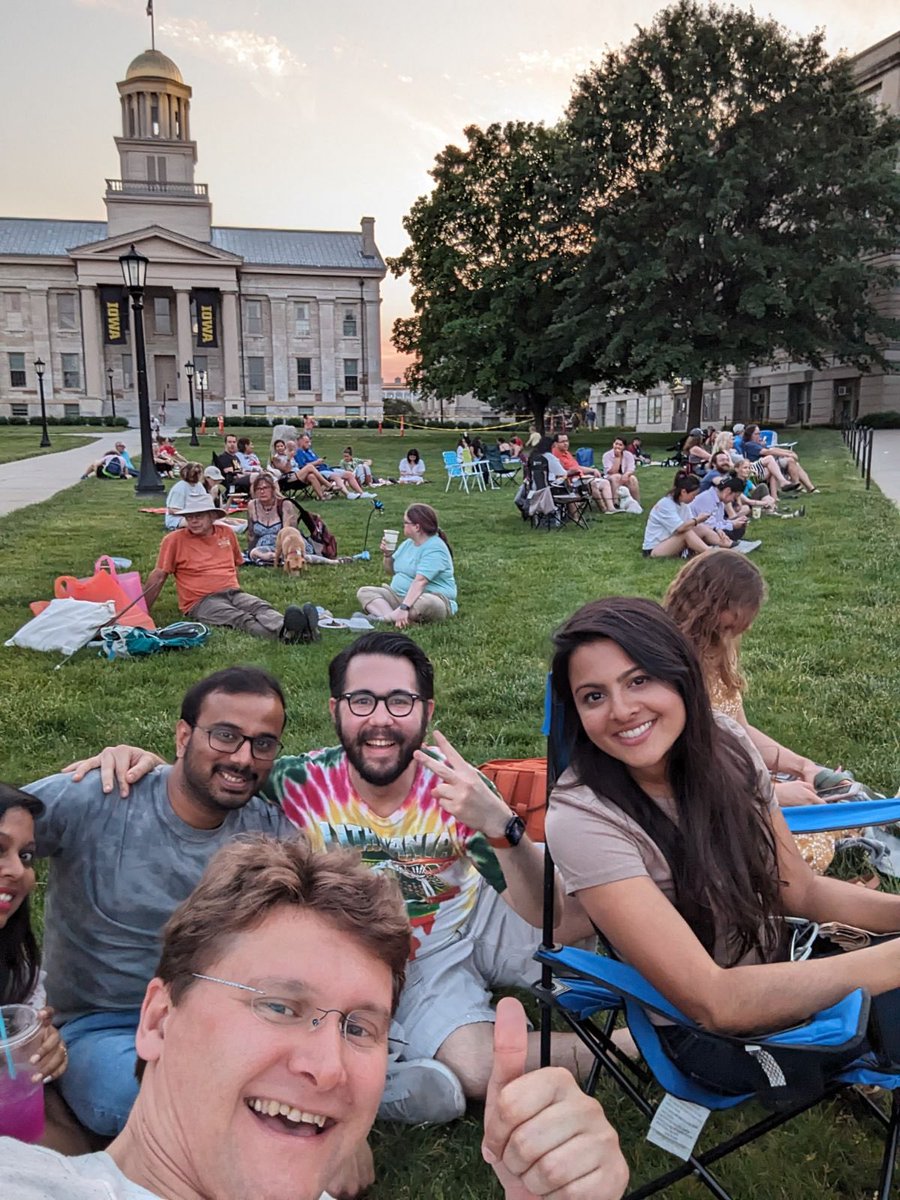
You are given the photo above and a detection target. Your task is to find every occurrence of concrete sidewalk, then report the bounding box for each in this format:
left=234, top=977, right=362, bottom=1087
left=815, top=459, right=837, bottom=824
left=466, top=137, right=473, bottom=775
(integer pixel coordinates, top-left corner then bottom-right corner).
left=0, top=431, right=144, bottom=519
left=867, top=430, right=900, bottom=510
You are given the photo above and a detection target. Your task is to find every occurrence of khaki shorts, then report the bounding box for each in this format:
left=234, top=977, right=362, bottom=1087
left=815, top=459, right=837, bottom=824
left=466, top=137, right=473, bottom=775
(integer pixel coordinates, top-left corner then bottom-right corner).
left=391, top=881, right=540, bottom=1059
left=357, top=585, right=453, bottom=623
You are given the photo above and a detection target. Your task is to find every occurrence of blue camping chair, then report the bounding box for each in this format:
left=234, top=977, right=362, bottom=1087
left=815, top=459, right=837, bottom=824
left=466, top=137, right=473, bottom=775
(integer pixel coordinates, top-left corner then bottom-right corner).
left=535, top=675, right=900, bottom=1198
left=442, top=450, right=471, bottom=492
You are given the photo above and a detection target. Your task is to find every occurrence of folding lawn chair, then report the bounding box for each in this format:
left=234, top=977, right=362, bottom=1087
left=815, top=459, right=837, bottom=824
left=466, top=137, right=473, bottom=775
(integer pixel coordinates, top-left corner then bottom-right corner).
left=534, top=674, right=900, bottom=1199
left=486, top=448, right=521, bottom=486
left=529, top=459, right=590, bottom=530
left=443, top=450, right=470, bottom=492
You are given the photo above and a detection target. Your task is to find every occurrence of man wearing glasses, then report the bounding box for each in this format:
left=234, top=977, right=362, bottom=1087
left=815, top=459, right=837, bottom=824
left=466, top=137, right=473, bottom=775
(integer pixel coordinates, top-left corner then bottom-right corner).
left=264, top=632, right=594, bottom=1129
left=24, top=666, right=296, bottom=1143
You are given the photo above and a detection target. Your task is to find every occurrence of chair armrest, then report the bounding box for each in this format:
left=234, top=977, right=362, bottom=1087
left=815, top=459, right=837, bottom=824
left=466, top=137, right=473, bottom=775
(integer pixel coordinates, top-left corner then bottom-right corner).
left=783, top=798, right=900, bottom=834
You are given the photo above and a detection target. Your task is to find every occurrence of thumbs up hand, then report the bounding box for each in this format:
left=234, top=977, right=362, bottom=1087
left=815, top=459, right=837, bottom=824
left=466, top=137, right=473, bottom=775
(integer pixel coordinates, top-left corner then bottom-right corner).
left=482, top=997, right=629, bottom=1200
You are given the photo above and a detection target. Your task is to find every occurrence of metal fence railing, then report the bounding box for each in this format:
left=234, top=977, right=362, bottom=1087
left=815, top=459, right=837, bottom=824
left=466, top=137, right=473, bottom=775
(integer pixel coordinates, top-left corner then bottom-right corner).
left=841, top=418, right=874, bottom=490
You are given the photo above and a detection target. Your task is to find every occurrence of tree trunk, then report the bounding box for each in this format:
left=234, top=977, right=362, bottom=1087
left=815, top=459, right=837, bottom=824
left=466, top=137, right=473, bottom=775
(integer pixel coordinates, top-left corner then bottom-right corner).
left=527, top=396, right=547, bottom=433
left=687, top=378, right=704, bottom=432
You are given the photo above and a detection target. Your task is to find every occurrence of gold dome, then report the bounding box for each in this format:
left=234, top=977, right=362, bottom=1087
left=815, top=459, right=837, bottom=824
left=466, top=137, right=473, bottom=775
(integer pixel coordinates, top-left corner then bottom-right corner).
left=125, top=49, right=183, bottom=84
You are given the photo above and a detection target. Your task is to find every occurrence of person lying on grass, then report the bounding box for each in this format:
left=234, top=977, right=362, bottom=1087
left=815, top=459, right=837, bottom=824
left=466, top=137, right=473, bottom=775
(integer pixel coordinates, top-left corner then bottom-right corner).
left=5, top=837, right=629, bottom=1200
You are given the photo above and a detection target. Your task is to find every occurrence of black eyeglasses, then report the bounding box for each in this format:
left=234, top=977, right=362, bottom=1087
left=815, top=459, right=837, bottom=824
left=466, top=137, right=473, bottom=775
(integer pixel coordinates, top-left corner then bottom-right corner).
left=193, top=724, right=283, bottom=761
left=339, top=690, right=421, bottom=717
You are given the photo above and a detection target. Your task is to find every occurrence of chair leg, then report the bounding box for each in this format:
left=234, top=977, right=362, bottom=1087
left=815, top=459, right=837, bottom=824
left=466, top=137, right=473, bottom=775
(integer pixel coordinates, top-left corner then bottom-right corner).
left=877, top=1090, right=900, bottom=1200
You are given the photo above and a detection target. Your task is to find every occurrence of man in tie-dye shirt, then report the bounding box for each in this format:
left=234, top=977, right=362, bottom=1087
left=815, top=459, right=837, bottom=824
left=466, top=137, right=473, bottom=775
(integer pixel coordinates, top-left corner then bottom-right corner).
left=264, top=631, right=592, bottom=1129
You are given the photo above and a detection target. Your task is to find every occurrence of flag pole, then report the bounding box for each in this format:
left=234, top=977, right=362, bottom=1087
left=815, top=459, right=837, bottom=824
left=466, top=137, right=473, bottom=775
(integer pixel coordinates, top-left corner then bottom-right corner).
left=147, top=0, right=155, bottom=51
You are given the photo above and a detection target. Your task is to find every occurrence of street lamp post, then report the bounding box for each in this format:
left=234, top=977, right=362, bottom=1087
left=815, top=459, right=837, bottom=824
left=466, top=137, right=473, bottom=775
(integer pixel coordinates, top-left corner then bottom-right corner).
left=106, top=366, right=117, bottom=420
left=119, top=244, right=163, bottom=495
left=198, top=370, right=206, bottom=423
left=184, top=359, right=199, bottom=447
left=34, top=358, right=51, bottom=448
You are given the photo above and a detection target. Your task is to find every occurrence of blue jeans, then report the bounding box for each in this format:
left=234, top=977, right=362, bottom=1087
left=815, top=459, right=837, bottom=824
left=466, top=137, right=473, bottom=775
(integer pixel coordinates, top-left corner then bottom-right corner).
left=58, top=1009, right=142, bottom=1136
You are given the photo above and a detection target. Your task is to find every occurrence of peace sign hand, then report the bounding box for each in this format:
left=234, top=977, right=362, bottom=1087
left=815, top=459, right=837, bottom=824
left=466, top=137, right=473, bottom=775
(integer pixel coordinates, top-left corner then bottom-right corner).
left=414, top=729, right=512, bottom=839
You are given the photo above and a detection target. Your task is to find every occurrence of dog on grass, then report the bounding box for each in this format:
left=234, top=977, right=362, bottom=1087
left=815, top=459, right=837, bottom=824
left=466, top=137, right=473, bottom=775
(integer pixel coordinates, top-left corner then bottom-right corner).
left=275, top=526, right=306, bottom=573
left=616, top=485, right=643, bottom=515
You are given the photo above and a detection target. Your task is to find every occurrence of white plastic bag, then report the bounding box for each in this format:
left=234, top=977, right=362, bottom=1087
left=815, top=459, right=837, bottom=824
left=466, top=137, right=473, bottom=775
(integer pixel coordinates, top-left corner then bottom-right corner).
left=5, top=598, right=116, bottom=656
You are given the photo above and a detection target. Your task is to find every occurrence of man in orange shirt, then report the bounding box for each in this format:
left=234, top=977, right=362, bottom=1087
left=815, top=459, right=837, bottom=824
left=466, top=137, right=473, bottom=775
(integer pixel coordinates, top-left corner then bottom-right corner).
left=144, top=494, right=319, bottom=642
left=552, top=434, right=616, bottom=513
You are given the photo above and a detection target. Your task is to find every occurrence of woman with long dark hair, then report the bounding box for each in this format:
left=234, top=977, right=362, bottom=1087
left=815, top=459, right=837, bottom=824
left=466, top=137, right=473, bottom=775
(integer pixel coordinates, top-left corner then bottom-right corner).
left=357, top=503, right=457, bottom=629
left=1, top=785, right=67, bottom=1084
left=546, top=598, right=900, bottom=1090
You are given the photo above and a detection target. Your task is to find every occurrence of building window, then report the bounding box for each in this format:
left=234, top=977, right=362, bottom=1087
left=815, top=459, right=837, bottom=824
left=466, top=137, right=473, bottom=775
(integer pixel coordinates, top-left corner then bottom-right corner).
left=61, top=353, right=81, bottom=389
left=294, top=302, right=310, bottom=335
left=64, top=403, right=80, bottom=420
left=296, top=357, right=312, bottom=391
left=615, top=401, right=627, bottom=426
left=649, top=396, right=662, bottom=424
left=297, top=406, right=314, bottom=417
left=343, top=358, right=359, bottom=392
left=342, top=309, right=358, bottom=337
left=8, top=352, right=26, bottom=388
left=11, top=403, right=28, bottom=418
left=154, top=297, right=171, bottom=335
left=245, top=300, right=263, bottom=336
left=249, top=404, right=267, bottom=416
left=4, top=292, right=24, bottom=332
left=122, top=354, right=134, bottom=390
left=345, top=406, right=361, bottom=417
left=247, top=357, right=265, bottom=391
left=701, top=390, right=721, bottom=421
left=193, top=354, right=208, bottom=393
left=151, top=98, right=160, bottom=137
left=146, top=155, right=167, bottom=182
left=749, top=388, right=770, bottom=423
left=58, top=293, right=78, bottom=331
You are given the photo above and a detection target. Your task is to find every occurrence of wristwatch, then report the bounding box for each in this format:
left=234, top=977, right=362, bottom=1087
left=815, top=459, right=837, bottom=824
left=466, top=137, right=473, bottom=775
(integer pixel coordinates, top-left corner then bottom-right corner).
left=487, top=814, right=527, bottom=849
left=399, top=603, right=411, bottom=611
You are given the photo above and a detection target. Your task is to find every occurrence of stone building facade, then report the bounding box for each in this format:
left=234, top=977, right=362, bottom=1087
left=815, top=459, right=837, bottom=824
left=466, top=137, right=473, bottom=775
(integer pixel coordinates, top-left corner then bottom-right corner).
left=0, top=48, right=385, bottom=423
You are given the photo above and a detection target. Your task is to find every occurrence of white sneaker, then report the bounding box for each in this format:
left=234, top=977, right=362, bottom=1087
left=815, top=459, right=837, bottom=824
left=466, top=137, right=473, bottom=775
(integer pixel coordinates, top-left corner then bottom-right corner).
left=377, top=1057, right=466, bottom=1125
left=359, top=491, right=377, bottom=499
left=346, top=491, right=361, bottom=500
left=734, top=539, right=762, bottom=554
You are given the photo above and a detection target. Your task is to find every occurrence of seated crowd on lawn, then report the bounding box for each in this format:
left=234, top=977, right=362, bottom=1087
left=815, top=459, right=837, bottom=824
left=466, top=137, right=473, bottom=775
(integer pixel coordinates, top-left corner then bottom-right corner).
left=13, top=416, right=856, bottom=1198
left=1, top=639, right=629, bottom=1200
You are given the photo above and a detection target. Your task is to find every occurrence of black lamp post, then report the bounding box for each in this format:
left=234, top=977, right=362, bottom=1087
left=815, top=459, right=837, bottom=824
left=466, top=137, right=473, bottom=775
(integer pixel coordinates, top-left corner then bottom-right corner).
left=106, top=365, right=117, bottom=420
left=119, top=244, right=163, bottom=494
left=184, top=359, right=199, bottom=446
left=197, top=369, right=206, bottom=423
left=34, top=358, right=51, bottom=448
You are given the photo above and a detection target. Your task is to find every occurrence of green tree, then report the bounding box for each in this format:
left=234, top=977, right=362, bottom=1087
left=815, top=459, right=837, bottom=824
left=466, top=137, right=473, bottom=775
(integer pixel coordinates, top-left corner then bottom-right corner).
left=389, top=121, right=589, bottom=431
left=562, top=1, right=900, bottom=428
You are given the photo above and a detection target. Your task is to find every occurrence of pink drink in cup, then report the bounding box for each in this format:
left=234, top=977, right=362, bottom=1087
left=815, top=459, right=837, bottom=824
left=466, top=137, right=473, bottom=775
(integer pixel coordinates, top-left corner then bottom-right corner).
left=0, top=1004, right=45, bottom=1142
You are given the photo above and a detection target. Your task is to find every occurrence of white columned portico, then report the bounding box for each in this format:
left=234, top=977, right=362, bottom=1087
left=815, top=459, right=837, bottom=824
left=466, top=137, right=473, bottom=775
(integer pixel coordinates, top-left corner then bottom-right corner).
left=221, top=291, right=242, bottom=407
left=175, top=289, right=192, bottom=403
left=29, top=288, right=55, bottom=399
left=80, top=286, right=104, bottom=402
left=318, top=299, right=335, bottom=404
left=270, top=297, right=288, bottom=403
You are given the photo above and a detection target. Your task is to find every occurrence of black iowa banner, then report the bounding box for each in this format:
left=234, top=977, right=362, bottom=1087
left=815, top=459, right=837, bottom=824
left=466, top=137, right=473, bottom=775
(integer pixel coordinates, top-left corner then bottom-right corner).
left=193, top=289, right=219, bottom=348
left=99, top=286, right=129, bottom=345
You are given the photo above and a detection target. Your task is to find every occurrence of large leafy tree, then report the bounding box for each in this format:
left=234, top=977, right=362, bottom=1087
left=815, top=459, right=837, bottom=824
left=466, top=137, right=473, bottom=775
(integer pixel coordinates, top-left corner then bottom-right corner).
left=561, top=1, right=900, bottom=428
left=389, top=122, right=590, bottom=430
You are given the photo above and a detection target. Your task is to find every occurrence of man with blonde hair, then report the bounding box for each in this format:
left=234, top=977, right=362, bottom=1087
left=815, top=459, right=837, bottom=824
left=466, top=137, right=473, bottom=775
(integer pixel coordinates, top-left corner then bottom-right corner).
left=5, top=838, right=628, bottom=1200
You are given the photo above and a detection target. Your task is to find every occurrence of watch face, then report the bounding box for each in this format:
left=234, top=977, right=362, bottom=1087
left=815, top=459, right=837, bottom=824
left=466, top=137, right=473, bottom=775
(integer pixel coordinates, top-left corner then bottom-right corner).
left=506, top=815, right=526, bottom=846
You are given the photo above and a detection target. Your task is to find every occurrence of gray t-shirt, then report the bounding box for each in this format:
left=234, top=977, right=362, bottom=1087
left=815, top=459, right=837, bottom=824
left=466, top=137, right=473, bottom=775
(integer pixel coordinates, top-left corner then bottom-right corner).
left=29, top=766, right=296, bottom=1023
left=1, top=1139, right=333, bottom=1200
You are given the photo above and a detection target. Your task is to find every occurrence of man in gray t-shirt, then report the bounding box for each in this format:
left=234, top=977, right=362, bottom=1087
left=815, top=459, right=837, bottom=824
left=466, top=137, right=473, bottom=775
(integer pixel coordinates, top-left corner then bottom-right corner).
left=27, top=666, right=295, bottom=1138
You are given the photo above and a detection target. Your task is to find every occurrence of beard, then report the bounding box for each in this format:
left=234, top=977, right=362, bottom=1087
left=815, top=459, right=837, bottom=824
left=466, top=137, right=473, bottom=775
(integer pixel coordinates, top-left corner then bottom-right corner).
left=180, top=738, right=262, bottom=816
left=336, top=710, right=428, bottom=787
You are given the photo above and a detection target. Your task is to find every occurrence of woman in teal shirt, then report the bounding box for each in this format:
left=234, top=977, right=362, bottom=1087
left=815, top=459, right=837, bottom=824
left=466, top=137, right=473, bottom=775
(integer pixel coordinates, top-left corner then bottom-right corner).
left=357, top=503, right=457, bottom=628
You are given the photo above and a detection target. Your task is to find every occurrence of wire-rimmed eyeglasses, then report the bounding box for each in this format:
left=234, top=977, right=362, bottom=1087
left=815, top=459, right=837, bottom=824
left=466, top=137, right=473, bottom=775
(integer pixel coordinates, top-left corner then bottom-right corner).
left=192, top=724, right=283, bottom=761
left=338, top=690, right=421, bottom=718
left=190, top=973, right=389, bottom=1048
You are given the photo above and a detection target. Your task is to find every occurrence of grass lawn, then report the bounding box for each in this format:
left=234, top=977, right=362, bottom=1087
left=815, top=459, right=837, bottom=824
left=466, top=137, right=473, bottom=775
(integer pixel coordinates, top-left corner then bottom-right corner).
left=1, top=425, right=899, bottom=1197
left=0, top=426, right=102, bottom=464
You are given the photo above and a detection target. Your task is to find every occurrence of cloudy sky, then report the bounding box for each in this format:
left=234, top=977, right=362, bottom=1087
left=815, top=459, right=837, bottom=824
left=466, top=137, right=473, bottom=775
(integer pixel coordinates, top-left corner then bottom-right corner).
left=4, top=1, right=898, bottom=379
